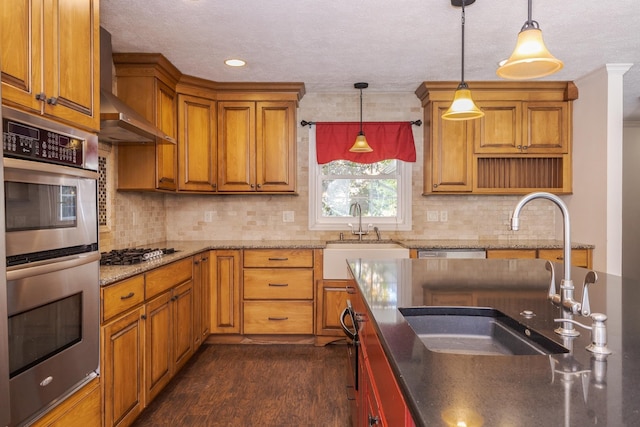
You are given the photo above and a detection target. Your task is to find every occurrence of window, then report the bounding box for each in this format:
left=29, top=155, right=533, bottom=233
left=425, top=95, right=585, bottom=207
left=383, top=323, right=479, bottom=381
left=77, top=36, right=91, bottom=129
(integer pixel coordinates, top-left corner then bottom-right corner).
left=308, top=131, right=412, bottom=231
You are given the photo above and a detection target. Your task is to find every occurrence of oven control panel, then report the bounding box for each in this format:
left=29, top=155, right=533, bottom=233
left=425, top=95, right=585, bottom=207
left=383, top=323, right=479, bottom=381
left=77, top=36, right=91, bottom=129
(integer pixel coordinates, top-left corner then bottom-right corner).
left=3, top=118, right=84, bottom=168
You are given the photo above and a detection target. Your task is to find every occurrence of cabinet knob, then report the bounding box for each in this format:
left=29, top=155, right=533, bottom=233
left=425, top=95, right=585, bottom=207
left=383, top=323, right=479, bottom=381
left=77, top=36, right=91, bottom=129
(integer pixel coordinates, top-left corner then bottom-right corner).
left=433, top=184, right=438, bottom=188
left=256, top=184, right=262, bottom=189
left=368, top=415, right=380, bottom=425
left=35, top=93, right=47, bottom=101
left=47, top=97, right=58, bottom=105
left=212, top=183, right=217, bottom=189
left=141, top=314, right=147, bottom=320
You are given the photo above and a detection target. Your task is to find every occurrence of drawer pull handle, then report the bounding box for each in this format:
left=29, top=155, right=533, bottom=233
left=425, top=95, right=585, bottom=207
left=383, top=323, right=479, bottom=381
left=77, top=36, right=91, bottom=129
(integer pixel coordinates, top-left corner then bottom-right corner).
left=120, top=292, right=135, bottom=300
left=268, top=257, right=289, bottom=261
left=268, top=283, right=289, bottom=287
left=268, top=316, right=289, bottom=321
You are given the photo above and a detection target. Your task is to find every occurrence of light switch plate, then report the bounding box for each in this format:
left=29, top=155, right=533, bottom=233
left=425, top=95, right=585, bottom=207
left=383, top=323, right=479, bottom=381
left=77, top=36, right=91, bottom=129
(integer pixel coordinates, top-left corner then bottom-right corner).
left=427, top=211, right=439, bottom=222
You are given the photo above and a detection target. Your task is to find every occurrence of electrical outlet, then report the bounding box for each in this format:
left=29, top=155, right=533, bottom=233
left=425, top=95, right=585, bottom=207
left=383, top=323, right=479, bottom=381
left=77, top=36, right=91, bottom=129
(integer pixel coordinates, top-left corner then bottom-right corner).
left=427, top=211, right=439, bottom=222
left=283, top=211, right=295, bottom=223
left=439, top=210, right=448, bottom=222
left=204, top=211, right=214, bottom=222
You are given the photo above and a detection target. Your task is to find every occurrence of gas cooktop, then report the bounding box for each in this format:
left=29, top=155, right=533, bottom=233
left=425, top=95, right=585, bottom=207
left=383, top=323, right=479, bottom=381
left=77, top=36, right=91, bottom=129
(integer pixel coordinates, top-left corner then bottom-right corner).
left=100, top=248, right=176, bottom=266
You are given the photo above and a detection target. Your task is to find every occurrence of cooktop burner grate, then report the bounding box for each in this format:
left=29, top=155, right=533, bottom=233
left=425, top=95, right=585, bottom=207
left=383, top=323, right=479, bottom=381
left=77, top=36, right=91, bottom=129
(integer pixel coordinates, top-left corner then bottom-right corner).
left=100, top=248, right=176, bottom=266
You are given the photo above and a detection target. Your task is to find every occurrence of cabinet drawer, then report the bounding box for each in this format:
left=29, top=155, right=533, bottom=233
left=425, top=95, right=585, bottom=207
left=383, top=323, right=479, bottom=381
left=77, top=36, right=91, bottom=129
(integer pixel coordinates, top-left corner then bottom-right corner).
left=538, top=249, right=590, bottom=268
left=146, top=257, right=193, bottom=298
left=243, top=301, right=313, bottom=334
left=486, top=249, right=537, bottom=259
left=102, top=275, right=145, bottom=322
left=243, top=249, right=313, bottom=268
left=243, top=269, right=313, bottom=300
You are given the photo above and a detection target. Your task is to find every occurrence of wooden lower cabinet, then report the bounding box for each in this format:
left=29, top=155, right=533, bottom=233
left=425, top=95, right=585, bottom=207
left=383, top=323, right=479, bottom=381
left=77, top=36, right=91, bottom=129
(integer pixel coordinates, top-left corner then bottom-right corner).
left=30, top=378, right=101, bottom=427
left=210, top=250, right=242, bottom=334
left=350, top=284, right=415, bottom=427
left=193, top=251, right=211, bottom=347
left=316, top=280, right=351, bottom=339
left=102, top=307, right=145, bottom=427
left=101, top=257, right=198, bottom=427
left=242, top=249, right=317, bottom=336
left=486, top=248, right=592, bottom=268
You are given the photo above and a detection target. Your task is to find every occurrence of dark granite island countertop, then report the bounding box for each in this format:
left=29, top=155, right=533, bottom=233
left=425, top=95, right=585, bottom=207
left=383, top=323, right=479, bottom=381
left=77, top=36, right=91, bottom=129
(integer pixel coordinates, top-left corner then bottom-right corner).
left=348, top=258, right=639, bottom=426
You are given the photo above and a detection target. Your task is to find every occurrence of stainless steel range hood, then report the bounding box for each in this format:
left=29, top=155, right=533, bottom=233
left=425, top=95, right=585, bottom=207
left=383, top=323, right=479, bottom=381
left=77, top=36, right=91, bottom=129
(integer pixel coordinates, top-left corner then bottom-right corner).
left=98, top=27, right=176, bottom=145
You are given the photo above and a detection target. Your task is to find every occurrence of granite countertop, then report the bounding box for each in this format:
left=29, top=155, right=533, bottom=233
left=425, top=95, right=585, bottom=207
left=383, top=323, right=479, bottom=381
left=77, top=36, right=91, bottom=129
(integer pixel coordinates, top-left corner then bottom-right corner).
left=99, top=239, right=594, bottom=286
left=349, top=258, right=638, bottom=426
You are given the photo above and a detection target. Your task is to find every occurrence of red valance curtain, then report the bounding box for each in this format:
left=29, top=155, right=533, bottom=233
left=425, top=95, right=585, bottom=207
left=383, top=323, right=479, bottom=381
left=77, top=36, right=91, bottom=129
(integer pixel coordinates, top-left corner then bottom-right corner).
left=315, top=122, right=416, bottom=164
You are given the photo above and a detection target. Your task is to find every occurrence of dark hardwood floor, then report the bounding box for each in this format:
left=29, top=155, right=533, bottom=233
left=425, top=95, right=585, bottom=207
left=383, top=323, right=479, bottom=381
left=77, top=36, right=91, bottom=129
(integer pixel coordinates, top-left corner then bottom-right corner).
left=132, top=342, right=351, bottom=427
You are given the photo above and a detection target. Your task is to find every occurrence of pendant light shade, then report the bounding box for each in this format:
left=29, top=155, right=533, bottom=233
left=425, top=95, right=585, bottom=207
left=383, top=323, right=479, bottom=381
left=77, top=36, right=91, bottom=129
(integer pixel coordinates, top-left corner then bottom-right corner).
left=497, top=0, right=563, bottom=80
left=442, top=83, right=484, bottom=120
left=442, top=0, right=484, bottom=121
left=350, top=82, right=373, bottom=153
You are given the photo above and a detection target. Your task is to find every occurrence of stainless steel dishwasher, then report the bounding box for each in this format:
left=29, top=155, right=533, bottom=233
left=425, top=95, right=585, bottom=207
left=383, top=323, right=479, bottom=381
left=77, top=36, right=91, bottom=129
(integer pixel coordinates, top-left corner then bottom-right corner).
left=417, top=249, right=487, bottom=259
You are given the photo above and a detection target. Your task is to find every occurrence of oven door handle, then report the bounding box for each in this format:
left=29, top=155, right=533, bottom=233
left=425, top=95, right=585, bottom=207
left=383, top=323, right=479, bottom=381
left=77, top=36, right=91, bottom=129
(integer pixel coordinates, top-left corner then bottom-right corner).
left=340, top=306, right=357, bottom=341
left=3, top=157, right=99, bottom=180
left=7, top=252, right=101, bottom=281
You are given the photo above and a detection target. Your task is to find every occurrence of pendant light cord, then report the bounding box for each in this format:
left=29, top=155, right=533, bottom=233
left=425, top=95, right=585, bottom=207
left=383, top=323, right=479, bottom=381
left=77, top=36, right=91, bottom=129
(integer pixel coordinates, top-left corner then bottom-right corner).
left=359, top=87, right=364, bottom=135
left=459, top=0, right=468, bottom=88
left=522, top=0, right=540, bottom=31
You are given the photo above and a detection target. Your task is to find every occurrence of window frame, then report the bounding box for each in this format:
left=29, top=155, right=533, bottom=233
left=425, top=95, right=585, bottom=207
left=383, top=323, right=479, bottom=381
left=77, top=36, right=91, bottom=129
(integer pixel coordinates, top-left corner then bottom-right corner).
left=308, top=128, right=412, bottom=231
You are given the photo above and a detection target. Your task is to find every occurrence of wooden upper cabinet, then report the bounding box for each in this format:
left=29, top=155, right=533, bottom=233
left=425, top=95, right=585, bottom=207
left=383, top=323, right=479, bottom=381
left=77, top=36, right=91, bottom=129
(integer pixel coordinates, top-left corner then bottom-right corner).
left=217, top=100, right=297, bottom=193
left=416, top=81, right=577, bottom=195
left=475, top=101, right=522, bottom=154
left=114, top=54, right=181, bottom=191
left=178, top=94, right=217, bottom=192
left=256, top=101, right=297, bottom=192
left=217, top=101, right=256, bottom=192
left=524, top=101, right=570, bottom=153
left=426, top=102, right=474, bottom=193
left=1, top=0, right=99, bottom=131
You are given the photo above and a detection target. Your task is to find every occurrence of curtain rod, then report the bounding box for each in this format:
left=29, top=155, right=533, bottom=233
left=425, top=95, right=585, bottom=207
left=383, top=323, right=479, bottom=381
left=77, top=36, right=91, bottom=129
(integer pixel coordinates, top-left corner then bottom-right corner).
left=300, top=120, right=422, bottom=127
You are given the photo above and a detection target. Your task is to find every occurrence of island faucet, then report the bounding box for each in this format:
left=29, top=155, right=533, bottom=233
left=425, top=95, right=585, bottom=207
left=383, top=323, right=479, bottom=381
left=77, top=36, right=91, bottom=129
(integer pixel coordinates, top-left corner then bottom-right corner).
left=510, top=192, right=589, bottom=336
left=349, top=202, right=369, bottom=240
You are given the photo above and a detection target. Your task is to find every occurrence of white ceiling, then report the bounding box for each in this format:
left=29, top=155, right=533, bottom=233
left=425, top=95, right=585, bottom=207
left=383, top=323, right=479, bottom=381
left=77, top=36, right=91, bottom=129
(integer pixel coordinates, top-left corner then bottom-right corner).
left=100, top=0, right=640, bottom=122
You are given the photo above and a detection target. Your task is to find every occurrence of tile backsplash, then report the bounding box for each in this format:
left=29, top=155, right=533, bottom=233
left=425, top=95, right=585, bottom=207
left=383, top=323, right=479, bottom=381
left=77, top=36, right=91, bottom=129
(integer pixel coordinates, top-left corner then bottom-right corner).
left=99, top=91, right=558, bottom=251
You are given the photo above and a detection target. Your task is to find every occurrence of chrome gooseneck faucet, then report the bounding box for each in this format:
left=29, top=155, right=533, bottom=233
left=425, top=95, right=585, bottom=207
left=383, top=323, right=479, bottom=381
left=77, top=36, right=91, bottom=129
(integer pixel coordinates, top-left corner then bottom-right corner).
left=510, top=192, right=590, bottom=336
left=349, top=202, right=370, bottom=240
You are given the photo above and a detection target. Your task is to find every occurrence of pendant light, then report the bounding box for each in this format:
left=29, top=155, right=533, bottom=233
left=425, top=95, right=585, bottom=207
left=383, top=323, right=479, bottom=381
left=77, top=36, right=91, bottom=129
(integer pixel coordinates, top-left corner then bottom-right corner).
left=442, top=0, right=484, bottom=121
left=349, top=82, right=373, bottom=152
left=496, top=0, right=563, bottom=79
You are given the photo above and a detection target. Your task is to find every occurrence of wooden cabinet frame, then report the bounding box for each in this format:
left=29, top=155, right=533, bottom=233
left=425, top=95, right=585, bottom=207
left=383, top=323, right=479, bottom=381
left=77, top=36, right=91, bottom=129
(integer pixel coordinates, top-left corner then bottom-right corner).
left=416, top=81, right=578, bottom=195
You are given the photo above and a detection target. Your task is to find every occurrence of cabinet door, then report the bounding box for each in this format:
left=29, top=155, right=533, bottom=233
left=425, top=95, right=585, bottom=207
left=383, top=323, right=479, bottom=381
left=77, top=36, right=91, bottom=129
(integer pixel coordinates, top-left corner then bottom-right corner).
left=198, top=253, right=211, bottom=343
left=172, top=280, right=194, bottom=372
left=144, top=292, right=172, bottom=405
left=102, top=307, right=144, bottom=427
left=316, top=280, right=351, bottom=337
left=475, top=101, right=522, bottom=153
left=429, top=102, right=474, bottom=192
left=42, top=0, right=99, bottom=131
left=523, top=102, right=569, bottom=153
left=256, top=101, right=296, bottom=192
left=178, top=94, right=217, bottom=192
left=0, top=0, right=43, bottom=113
left=210, top=250, right=242, bottom=333
left=217, top=101, right=256, bottom=191
left=156, top=81, right=177, bottom=190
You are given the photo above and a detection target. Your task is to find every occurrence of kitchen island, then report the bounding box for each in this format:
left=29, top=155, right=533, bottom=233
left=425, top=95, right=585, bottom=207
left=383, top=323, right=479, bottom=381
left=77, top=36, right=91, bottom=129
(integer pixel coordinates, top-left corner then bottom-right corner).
left=348, top=258, right=639, bottom=426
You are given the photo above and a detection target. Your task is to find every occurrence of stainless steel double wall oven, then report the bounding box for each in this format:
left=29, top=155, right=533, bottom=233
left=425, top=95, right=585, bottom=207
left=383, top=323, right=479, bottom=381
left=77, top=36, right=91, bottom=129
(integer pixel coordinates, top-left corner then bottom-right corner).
left=2, top=107, right=99, bottom=426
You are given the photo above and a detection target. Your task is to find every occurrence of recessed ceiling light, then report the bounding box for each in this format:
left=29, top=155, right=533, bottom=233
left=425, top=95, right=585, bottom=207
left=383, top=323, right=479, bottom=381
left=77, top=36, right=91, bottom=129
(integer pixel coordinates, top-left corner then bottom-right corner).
left=225, top=59, right=246, bottom=67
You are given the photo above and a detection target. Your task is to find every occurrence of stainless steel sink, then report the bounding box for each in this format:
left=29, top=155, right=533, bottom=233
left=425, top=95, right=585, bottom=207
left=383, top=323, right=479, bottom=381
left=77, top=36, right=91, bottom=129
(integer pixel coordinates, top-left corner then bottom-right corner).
left=399, top=307, right=568, bottom=356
